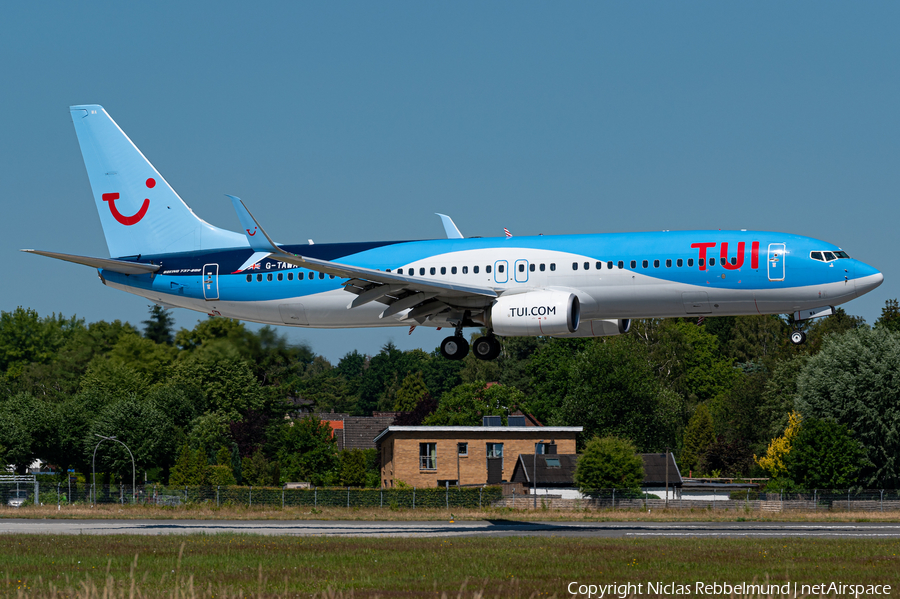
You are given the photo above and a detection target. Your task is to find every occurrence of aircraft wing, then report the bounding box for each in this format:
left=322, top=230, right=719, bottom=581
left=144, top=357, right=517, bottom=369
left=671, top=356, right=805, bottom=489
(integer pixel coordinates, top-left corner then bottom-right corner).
left=21, top=249, right=161, bottom=275
left=230, top=197, right=498, bottom=319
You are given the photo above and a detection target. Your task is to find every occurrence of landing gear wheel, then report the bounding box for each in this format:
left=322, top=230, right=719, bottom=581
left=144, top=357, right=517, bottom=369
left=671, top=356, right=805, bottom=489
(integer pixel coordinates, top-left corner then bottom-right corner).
left=440, top=335, right=470, bottom=360
left=472, top=336, right=502, bottom=361
left=790, top=330, right=807, bottom=345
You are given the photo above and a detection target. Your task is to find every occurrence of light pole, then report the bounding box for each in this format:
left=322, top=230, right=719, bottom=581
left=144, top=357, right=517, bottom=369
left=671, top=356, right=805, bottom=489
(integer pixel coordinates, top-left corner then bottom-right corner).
left=92, top=435, right=136, bottom=505
left=533, top=439, right=543, bottom=509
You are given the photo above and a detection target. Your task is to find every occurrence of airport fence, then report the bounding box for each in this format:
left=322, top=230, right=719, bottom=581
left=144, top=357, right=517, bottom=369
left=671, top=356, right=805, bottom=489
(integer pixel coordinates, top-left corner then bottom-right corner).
left=3, top=482, right=504, bottom=510
left=4, top=482, right=900, bottom=512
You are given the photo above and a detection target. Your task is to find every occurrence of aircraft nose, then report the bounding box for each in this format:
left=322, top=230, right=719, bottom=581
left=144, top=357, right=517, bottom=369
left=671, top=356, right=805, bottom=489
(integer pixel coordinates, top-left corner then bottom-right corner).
left=854, top=262, right=884, bottom=298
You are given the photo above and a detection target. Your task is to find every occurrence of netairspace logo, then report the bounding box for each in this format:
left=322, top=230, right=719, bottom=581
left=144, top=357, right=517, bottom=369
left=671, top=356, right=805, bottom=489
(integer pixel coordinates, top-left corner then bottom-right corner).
left=566, top=581, right=892, bottom=598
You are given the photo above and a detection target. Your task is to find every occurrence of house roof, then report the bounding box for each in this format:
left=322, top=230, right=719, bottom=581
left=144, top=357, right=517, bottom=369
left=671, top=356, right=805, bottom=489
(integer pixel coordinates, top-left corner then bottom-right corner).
left=511, top=454, right=578, bottom=485
left=373, top=426, right=582, bottom=444
left=639, top=453, right=683, bottom=487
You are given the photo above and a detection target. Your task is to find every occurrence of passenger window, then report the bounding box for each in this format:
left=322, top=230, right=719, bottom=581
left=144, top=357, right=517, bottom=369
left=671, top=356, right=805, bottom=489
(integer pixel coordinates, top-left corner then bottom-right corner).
left=596, top=262, right=602, bottom=270
left=319, top=272, right=325, bottom=279
left=630, top=260, right=636, bottom=268
left=642, top=260, right=648, bottom=268
left=731, top=257, right=737, bottom=265
left=257, top=274, right=263, bottom=282
left=709, top=258, right=716, bottom=266
left=451, top=266, right=457, bottom=274
left=540, top=263, right=546, bottom=272
left=550, top=263, right=556, bottom=271
left=486, top=265, right=491, bottom=274
left=329, top=274, right=335, bottom=279
left=498, top=264, right=504, bottom=273
left=810, top=252, right=823, bottom=261
left=529, top=264, right=535, bottom=272
left=584, top=262, right=590, bottom=270
left=419, top=268, right=425, bottom=276
left=653, top=260, right=659, bottom=268
left=823, top=251, right=836, bottom=261
left=519, top=264, right=525, bottom=272
left=430, top=267, right=436, bottom=275
left=572, top=262, right=578, bottom=271
left=699, top=258, right=705, bottom=267
left=308, top=272, right=314, bottom=280
left=462, top=266, right=468, bottom=274
left=617, top=261, right=623, bottom=269
left=267, top=273, right=273, bottom=282
left=677, top=259, right=683, bottom=267
left=474, top=266, right=479, bottom=274
left=607, top=261, right=613, bottom=269
left=666, top=259, right=672, bottom=268
left=288, top=272, right=293, bottom=281
left=277, top=273, right=283, bottom=281
left=688, top=258, right=694, bottom=267
left=246, top=274, right=252, bottom=282
left=440, top=267, right=446, bottom=275
left=397, top=268, right=403, bottom=274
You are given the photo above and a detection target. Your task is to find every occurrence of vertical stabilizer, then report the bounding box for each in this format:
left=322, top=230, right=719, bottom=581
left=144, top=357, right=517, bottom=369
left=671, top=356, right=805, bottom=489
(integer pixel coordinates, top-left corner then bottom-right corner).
left=70, top=105, right=247, bottom=257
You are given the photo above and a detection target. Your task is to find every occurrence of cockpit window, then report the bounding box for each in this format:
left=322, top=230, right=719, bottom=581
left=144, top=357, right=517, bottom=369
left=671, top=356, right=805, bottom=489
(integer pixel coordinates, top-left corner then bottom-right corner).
left=811, top=250, right=850, bottom=262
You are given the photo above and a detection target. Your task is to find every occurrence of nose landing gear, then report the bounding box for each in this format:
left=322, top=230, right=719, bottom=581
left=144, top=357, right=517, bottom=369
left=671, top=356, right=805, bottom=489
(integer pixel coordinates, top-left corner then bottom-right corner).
left=790, top=330, right=807, bottom=345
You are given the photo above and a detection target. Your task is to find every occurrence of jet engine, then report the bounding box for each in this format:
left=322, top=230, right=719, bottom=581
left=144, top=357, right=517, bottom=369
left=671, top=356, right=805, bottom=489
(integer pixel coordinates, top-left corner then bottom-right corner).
left=490, top=291, right=580, bottom=336
left=551, top=318, right=631, bottom=338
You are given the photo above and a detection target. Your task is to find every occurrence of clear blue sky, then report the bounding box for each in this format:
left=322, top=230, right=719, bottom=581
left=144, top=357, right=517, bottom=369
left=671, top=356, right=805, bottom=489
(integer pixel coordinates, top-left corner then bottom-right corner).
left=2, top=2, right=898, bottom=362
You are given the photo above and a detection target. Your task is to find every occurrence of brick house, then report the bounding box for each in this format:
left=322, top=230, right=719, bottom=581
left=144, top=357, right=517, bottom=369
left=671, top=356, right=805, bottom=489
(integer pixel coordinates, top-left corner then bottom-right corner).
left=373, top=425, right=582, bottom=488
left=316, top=412, right=398, bottom=451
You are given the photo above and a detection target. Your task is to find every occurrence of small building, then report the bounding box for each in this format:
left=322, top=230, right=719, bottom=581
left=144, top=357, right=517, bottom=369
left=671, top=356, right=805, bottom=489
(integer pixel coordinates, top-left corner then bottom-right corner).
left=317, top=412, right=398, bottom=451
left=374, top=425, right=581, bottom=488
left=639, top=452, right=683, bottom=499
left=511, top=454, right=579, bottom=490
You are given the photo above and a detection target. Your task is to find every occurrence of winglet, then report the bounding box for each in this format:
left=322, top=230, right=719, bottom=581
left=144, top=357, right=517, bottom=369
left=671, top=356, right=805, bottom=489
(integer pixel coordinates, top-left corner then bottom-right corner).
left=227, top=195, right=277, bottom=252
left=436, top=214, right=464, bottom=239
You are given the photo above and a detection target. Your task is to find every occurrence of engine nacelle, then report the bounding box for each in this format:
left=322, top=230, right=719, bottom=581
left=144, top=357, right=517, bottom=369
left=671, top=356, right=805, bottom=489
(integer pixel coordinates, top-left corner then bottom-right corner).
left=490, top=291, right=580, bottom=336
left=551, top=318, right=631, bottom=338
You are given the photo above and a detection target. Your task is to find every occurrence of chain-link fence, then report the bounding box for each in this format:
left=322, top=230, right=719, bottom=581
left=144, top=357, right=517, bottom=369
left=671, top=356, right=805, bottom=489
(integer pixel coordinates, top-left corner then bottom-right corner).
left=7, top=482, right=900, bottom=512
left=18, top=482, right=504, bottom=510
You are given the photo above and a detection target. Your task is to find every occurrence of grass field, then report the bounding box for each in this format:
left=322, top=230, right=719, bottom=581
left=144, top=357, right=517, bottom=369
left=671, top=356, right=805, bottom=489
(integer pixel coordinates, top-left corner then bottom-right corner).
left=1, top=534, right=898, bottom=598
left=3, top=503, right=900, bottom=522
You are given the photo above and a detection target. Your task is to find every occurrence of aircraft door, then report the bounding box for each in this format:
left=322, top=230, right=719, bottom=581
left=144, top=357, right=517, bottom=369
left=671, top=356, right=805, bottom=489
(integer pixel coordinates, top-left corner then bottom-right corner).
left=202, top=264, right=219, bottom=300
left=514, top=259, right=529, bottom=283
left=767, top=244, right=785, bottom=281
left=494, top=260, right=509, bottom=283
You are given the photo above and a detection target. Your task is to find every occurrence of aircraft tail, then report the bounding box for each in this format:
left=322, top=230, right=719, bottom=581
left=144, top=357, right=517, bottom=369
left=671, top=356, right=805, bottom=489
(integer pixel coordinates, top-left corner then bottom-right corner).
left=69, top=105, right=247, bottom=257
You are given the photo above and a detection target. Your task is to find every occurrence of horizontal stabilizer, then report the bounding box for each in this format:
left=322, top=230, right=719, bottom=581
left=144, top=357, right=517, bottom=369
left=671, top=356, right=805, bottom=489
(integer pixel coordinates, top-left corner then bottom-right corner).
left=21, top=249, right=160, bottom=275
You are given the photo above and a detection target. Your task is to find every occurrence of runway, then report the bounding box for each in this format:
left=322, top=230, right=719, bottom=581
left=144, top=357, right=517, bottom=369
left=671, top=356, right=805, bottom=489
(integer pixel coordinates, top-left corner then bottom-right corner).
left=1, top=519, right=899, bottom=538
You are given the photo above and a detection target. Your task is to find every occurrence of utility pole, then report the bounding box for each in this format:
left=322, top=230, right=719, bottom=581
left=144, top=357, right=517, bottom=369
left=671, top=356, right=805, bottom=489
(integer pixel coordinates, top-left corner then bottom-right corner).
left=533, top=440, right=543, bottom=509
left=664, top=447, right=669, bottom=508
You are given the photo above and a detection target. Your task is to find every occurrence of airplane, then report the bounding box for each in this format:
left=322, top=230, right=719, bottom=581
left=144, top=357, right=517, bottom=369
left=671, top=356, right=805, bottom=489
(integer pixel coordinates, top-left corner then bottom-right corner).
left=23, top=105, right=884, bottom=361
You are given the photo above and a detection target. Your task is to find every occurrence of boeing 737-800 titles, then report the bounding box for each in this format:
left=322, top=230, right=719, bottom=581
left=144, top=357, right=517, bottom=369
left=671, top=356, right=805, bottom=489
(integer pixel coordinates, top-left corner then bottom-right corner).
left=23, top=105, right=884, bottom=360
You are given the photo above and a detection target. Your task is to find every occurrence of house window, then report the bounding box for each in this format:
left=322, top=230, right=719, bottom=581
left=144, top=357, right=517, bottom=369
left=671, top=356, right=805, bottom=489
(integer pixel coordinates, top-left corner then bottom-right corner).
left=486, top=442, right=503, bottom=462
left=419, top=443, right=436, bottom=470
left=458, top=442, right=468, bottom=457
left=545, top=457, right=561, bottom=468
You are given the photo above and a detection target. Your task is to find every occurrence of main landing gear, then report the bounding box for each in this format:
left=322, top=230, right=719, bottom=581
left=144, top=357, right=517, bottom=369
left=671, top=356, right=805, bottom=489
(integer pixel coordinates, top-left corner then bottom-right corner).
left=440, top=325, right=502, bottom=361
left=790, top=330, right=807, bottom=345
left=472, top=335, right=502, bottom=361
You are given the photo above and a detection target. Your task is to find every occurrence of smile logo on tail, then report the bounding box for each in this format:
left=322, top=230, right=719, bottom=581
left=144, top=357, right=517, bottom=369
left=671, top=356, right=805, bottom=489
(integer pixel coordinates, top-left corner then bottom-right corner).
left=246, top=227, right=258, bottom=236
left=102, top=178, right=154, bottom=226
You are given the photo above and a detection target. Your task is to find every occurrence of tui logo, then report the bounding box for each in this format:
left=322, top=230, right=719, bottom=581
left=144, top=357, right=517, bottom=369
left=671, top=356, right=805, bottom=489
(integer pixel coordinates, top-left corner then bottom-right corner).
left=102, top=178, right=154, bottom=226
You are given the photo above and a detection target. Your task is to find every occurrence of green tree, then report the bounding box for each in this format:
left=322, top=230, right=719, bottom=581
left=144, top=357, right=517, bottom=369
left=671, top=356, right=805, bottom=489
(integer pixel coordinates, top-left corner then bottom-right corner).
left=142, top=305, right=175, bottom=345
left=87, top=397, right=177, bottom=483
left=424, top=381, right=526, bottom=426
left=0, top=308, right=84, bottom=374
left=552, top=337, right=682, bottom=451
left=574, top=436, right=644, bottom=494
left=393, top=372, right=430, bottom=411
left=186, top=412, right=231, bottom=460
left=173, top=355, right=265, bottom=421
left=339, top=448, right=371, bottom=487
left=784, top=418, right=869, bottom=489
left=796, top=327, right=900, bottom=487
left=270, top=416, right=338, bottom=486
left=241, top=448, right=274, bottom=486
left=680, top=404, right=715, bottom=475
left=875, top=299, right=900, bottom=333
left=805, top=308, right=868, bottom=354
left=169, top=445, right=209, bottom=486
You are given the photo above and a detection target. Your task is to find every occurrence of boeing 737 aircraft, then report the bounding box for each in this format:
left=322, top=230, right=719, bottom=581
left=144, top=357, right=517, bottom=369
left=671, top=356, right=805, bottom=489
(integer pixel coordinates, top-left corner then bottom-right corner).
left=24, top=105, right=884, bottom=360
